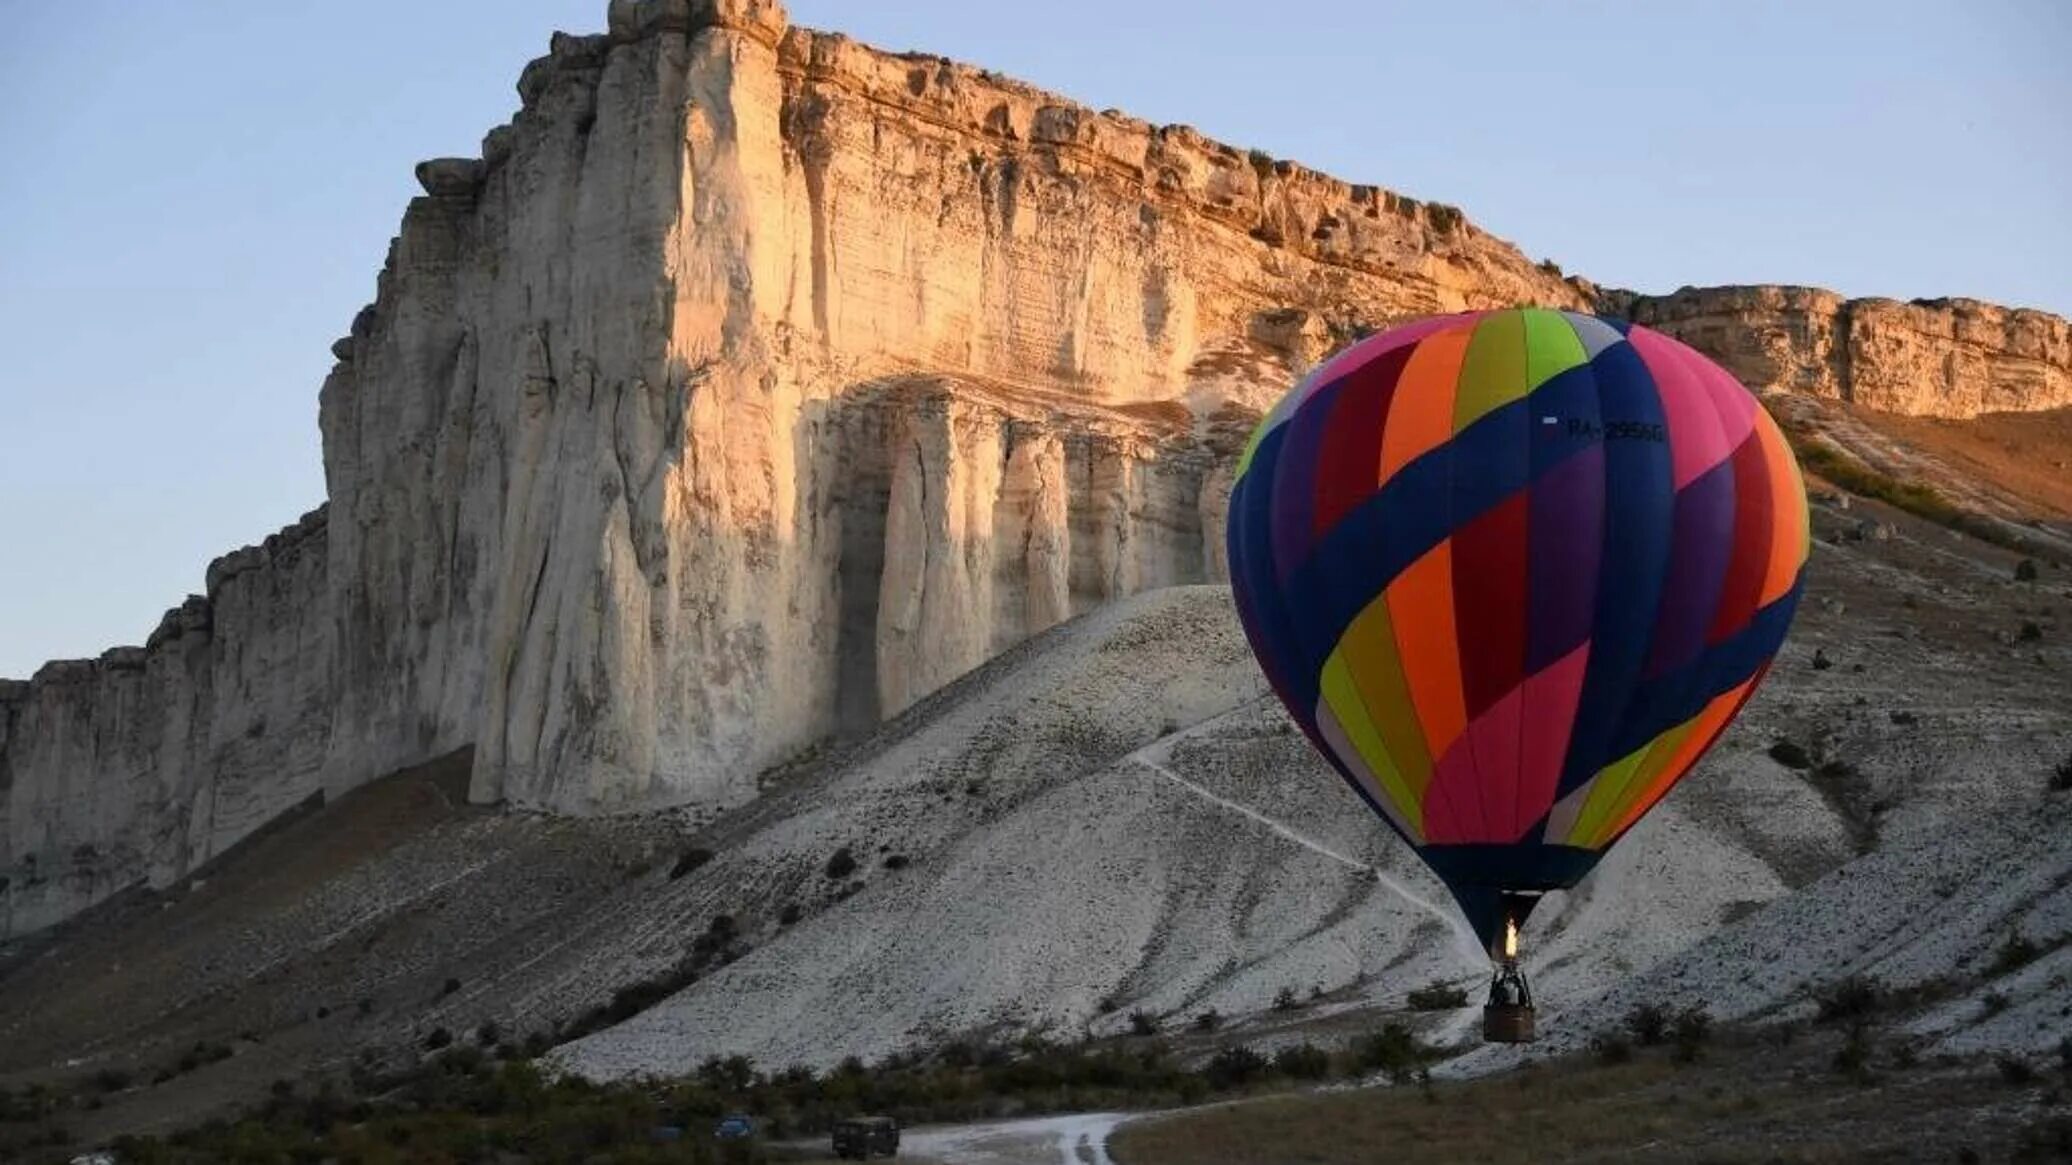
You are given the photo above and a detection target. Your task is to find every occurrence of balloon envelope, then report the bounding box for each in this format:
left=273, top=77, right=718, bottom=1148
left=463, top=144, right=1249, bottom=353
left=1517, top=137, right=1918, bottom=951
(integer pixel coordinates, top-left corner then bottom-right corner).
left=1225, top=308, right=1808, bottom=950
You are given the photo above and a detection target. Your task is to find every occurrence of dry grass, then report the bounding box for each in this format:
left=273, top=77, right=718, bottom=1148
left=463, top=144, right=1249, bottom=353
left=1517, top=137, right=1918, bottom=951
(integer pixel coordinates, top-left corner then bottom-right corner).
left=1109, top=1033, right=2033, bottom=1165
left=1870, top=406, right=2072, bottom=521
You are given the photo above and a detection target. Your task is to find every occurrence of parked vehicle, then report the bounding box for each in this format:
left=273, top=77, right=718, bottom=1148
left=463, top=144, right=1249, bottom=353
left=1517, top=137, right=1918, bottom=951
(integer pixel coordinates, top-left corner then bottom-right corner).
left=830, top=1115, right=900, bottom=1159
left=714, top=1113, right=755, bottom=1140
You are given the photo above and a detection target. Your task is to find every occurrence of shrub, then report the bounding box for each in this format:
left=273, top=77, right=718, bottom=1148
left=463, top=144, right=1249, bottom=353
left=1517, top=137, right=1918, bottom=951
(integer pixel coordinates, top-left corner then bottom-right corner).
left=476, top=1021, right=500, bottom=1046
left=1980, top=991, right=2011, bottom=1019
left=1790, top=437, right=1995, bottom=542
left=1815, top=976, right=1883, bottom=1023
left=174, top=1042, right=233, bottom=1074
left=2052, top=754, right=2072, bottom=793
left=1999, top=1055, right=2037, bottom=1086
left=1833, top=1023, right=1872, bottom=1080
left=91, top=1067, right=133, bottom=1093
left=2017, top=558, right=2040, bottom=582
left=883, top=854, right=910, bottom=871
left=1890, top=710, right=1917, bottom=726
left=1988, top=933, right=2042, bottom=977
left=423, top=1028, right=453, bottom=1051
left=1768, top=740, right=1812, bottom=769
left=1765, top=737, right=1815, bottom=766
left=1204, top=1046, right=1268, bottom=1090
left=1671, top=1008, right=1712, bottom=1062
left=558, top=960, right=701, bottom=1043
left=1406, top=981, right=1469, bottom=1011
left=778, top=902, right=802, bottom=926
left=669, top=847, right=714, bottom=880
left=2021, top=1116, right=2072, bottom=1161
left=1273, top=1044, right=1332, bottom=1081
left=441, top=977, right=461, bottom=997
left=825, top=847, right=857, bottom=880
left=1193, top=1010, right=1221, bottom=1033
left=1128, top=1010, right=1159, bottom=1037
left=1272, top=987, right=1300, bottom=1012
left=1594, top=1034, right=1633, bottom=1065
left=2021, top=622, right=2044, bottom=642
left=1352, top=1023, right=1432, bottom=1083
left=2060, top=1036, right=2072, bottom=1075
left=1625, top=1003, right=1670, bottom=1047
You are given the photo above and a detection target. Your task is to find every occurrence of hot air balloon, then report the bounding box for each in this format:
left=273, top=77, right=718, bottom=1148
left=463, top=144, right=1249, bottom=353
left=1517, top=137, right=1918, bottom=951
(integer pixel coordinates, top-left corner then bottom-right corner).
left=1225, top=307, right=1808, bottom=1042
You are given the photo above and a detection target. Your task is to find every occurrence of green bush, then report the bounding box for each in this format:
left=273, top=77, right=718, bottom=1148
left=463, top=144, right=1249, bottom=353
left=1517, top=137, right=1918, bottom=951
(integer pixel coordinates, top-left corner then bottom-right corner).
left=825, top=847, right=857, bottom=879
left=669, top=847, right=714, bottom=880
left=1406, top=981, right=1469, bottom=1011
left=1204, top=1046, right=1268, bottom=1090
left=1625, top=1004, right=1670, bottom=1047
left=1790, top=434, right=2041, bottom=555
left=83, top=1013, right=1446, bottom=1159
left=1998, top=1055, right=2037, bottom=1086
left=1351, top=1023, right=1434, bottom=1083
left=1273, top=1044, right=1332, bottom=1081
left=2020, top=1115, right=2072, bottom=1161
left=1768, top=740, right=1812, bottom=770
left=1987, top=933, right=2042, bottom=977
left=1833, top=1023, right=1873, bottom=1080
left=1815, top=976, right=1883, bottom=1024
left=1671, top=1008, right=1711, bottom=1063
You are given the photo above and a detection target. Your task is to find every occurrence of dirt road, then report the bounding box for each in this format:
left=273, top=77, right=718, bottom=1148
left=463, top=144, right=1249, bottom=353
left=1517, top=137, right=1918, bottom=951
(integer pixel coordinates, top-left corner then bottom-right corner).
left=898, top=1111, right=1136, bottom=1164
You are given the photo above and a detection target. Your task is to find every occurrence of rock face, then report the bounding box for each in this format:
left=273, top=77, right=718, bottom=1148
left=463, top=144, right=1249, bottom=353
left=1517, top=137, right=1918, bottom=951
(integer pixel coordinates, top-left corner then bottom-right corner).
left=1617, top=285, right=2072, bottom=417
left=0, top=512, right=333, bottom=937
left=3, top=0, right=2067, bottom=938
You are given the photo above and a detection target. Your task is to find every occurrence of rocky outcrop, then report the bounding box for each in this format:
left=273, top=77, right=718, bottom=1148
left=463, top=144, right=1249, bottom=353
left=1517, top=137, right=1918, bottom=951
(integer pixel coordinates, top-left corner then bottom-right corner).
left=1618, top=286, right=2072, bottom=417
left=4, top=0, right=2064, bottom=938
left=0, top=510, right=332, bottom=938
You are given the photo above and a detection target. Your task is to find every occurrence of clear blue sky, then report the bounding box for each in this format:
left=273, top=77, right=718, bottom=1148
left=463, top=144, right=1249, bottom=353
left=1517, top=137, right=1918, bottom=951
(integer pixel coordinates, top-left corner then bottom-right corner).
left=1, top=1, right=2066, bottom=678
